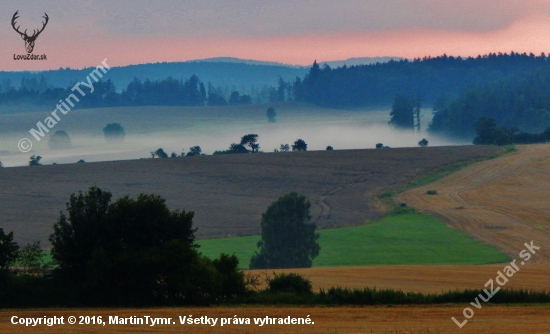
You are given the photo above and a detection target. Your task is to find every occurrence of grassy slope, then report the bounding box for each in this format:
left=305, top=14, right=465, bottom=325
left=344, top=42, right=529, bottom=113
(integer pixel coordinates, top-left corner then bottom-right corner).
left=198, top=212, right=510, bottom=268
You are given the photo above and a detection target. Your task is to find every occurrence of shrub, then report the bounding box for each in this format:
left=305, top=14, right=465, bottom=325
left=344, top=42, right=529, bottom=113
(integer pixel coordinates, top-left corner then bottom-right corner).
left=48, top=130, right=72, bottom=150
left=326, top=146, right=333, bottom=150
left=268, top=273, right=312, bottom=295
left=279, top=144, right=290, bottom=152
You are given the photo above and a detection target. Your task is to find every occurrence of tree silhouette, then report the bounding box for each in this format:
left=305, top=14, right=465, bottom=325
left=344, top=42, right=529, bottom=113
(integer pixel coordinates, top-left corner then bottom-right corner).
left=292, top=139, right=307, bottom=151
left=266, top=107, right=276, bottom=122
left=240, top=134, right=260, bottom=153
left=250, top=192, right=320, bottom=269
left=48, top=130, right=72, bottom=150
left=103, top=123, right=125, bottom=143
left=0, top=228, right=19, bottom=270
left=389, top=94, right=414, bottom=129
left=29, top=155, right=42, bottom=166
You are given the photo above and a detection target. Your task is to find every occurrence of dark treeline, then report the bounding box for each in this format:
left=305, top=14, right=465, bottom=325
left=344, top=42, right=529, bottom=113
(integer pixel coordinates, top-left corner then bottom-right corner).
left=471, top=116, right=550, bottom=146
left=0, top=75, right=253, bottom=110
left=429, top=65, right=550, bottom=137
left=290, top=52, right=550, bottom=108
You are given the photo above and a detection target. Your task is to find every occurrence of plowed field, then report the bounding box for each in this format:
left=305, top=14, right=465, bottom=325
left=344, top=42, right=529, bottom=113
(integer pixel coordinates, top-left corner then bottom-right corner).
left=0, top=145, right=499, bottom=245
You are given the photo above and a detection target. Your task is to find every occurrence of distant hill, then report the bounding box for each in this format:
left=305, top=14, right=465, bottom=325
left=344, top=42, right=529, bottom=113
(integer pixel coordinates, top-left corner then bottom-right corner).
left=320, top=57, right=405, bottom=68
left=0, top=56, right=402, bottom=94
left=196, top=56, right=405, bottom=68
left=190, top=57, right=305, bottom=68
left=0, top=60, right=307, bottom=93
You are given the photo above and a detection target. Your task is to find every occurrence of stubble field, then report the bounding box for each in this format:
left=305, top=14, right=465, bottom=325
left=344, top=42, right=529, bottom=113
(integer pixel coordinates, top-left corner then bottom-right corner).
left=396, top=143, right=550, bottom=264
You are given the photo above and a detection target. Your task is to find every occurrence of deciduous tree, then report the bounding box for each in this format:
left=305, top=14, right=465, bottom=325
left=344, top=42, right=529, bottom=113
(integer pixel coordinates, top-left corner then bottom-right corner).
left=0, top=228, right=19, bottom=270
left=29, top=155, right=42, bottom=166
left=49, top=186, right=244, bottom=305
left=249, top=192, right=320, bottom=269
left=292, top=139, right=307, bottom=151
left=241, top=134, right=260, bottom=153
left=418, top=138, right=429, bottom=147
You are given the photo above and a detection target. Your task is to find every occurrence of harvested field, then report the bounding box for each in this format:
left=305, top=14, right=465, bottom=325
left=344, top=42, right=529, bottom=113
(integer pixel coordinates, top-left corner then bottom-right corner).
left=0, top=145, right=500, bottom=245
left=397, top=144, right=550, bottom=264
left=2, top=306, right=549, bottom=333
left=245, top=264, right=550, bottom=293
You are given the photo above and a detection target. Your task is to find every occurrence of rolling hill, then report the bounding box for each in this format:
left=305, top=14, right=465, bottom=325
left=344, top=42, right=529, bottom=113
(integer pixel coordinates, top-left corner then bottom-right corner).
left=0, top=145, right=499, bottom=246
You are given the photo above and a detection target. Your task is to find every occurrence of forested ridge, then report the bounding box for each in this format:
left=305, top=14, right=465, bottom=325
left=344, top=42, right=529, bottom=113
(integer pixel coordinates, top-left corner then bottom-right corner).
left=292, top=52, right=550, bottom=108
left=290, top=52, right=550, bottom=137
left=429, top=65, right=550, bottom=136
left=3, top=52, right=550, bottom=138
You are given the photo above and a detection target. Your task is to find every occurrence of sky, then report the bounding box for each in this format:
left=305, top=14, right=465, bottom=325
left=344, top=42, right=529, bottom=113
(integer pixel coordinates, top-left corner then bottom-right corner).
left=1, top=0, right=550, bottom=71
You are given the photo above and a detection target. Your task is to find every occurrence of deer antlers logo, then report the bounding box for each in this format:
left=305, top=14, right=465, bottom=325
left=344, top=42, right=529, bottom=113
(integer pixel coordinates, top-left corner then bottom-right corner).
left=11, top=11, right=49, bottom=54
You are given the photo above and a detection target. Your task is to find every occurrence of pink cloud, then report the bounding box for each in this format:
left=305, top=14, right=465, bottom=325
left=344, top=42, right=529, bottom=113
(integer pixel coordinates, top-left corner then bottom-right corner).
left=2, top=13, right=550, bottom=71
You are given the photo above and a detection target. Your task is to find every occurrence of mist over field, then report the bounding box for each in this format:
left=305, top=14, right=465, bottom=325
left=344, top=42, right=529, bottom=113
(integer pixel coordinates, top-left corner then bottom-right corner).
left=0, top=104, right=469, bottom=167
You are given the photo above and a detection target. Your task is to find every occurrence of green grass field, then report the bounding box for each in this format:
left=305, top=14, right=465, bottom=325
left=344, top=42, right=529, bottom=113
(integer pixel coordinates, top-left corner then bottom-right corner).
left=198, top=213, right=511, bottom=269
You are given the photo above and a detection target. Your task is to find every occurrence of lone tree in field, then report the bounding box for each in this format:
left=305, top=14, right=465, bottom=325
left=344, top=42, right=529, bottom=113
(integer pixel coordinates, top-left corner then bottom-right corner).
left=389, top=94, right=414, bottom=129
left=103, top=123, right=125, bottom=143
left=292, top=139, right=307, bottom=151
left=266, top=107, right=276, bottom=122
left=240, top=134, right=260, bottom=153
left=29, top=155, right=42, bottom=166
left=49, top=186, right=245, bottom=305
left=186, top=146, right=202, bottom=156
left=48, top=130, right=72, bottom=150
left=151, top=148, right=168, bottom=158
left=418, top=138, right=429, bottom=147
left=249, top=192, right=320, bottom=269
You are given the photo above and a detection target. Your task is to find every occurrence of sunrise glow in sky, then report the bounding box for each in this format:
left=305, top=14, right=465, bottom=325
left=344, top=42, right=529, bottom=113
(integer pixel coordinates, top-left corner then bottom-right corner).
left=1, top=0, right=550, bottom=71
